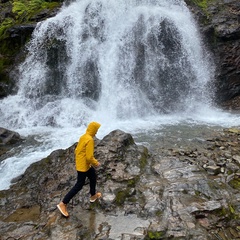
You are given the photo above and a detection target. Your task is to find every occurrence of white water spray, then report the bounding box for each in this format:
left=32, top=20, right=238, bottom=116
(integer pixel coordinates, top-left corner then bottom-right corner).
left=1, top=0, right=214, bottom=128
left=0, top=0, right=239, bottom=189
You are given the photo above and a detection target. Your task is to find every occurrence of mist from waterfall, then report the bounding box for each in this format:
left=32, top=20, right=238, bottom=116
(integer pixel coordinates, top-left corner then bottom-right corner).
left=0, top=0, right=239, bottom=189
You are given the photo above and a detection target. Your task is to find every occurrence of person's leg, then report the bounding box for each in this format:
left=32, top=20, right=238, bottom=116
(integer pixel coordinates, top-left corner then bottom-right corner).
left=57, top=171, right=86, bottom=217
left=87, top=167, right=101, bottom=202
left=63, top=171, right=86, bottom=204
left=87, top=167, right=97, bottom=196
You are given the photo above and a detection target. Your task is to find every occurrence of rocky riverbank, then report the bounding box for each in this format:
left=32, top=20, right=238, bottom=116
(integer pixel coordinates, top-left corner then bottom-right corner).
left=0, top=127, right=239, bottom=239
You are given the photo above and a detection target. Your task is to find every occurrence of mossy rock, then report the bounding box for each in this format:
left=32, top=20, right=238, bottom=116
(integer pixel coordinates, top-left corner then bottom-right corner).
left=0, top=0, right=62, bottom=98
left=229, top=178, right=240, bottom=190
left=146, top=230, right=167, bottom=240
left=185, top=0, right=216, bottom=10
left=114, top=188, right=131, bottom=206
left=139, top=146, right=149, bottom=170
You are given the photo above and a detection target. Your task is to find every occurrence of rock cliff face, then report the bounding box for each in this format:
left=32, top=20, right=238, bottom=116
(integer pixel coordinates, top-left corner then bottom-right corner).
left=0, top=0, right=62, bottom=97
left=0, top=0, right=239, bottom=109
left=186, top=0, right=240, bottom=110
left=0, top=129, right=239, bottom=239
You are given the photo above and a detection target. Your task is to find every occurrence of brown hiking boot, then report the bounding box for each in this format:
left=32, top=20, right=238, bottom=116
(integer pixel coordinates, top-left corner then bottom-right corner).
left=90, top=192, right=102, bottom=203
left=57, top=202, right=69, bottom=217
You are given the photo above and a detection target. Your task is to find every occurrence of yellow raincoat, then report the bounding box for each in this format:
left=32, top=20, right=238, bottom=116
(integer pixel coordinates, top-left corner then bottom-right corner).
left=75, top=122, right=101, bottom=172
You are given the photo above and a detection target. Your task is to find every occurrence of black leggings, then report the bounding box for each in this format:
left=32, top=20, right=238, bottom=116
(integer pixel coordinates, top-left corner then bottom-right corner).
left=62, top=167, right=97, bottom=204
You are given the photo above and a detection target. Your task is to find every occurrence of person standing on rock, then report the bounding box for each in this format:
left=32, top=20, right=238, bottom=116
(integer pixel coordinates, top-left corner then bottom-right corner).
left=57, top=121, right=102, bottom=217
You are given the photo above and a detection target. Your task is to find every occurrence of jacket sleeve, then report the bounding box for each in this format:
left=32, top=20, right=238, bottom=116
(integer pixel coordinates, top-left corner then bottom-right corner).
left=86, top=138, right=99, bottom=166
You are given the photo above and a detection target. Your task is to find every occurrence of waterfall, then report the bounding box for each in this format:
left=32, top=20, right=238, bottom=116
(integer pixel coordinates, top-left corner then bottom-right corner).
left=1, top=0, right=239, bottom=190
left=1, top=0, right=215, bottom=129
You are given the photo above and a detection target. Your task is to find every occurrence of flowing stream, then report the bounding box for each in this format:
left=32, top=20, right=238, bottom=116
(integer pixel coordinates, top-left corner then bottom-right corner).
left=0, top=0, right=239, bottom=190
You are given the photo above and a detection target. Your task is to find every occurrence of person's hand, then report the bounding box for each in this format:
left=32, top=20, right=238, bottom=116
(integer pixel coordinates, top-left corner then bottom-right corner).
left=95, top=162, right=100, bottom=167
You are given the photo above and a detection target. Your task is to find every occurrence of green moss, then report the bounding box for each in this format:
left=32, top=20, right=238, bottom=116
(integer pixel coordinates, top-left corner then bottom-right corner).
left=187, top=0, right=215, bottom=19
left=227, top=204, right=239, bottom=220
left=89, top=200, right=101, bottom=210
left=128, top=196, right=137, bottom=203
left=155, top=210, right=163, bottom=217
left=115, top=190, right=129, bottom=206
left=193, top=0, right=209, bottom=10
left=0, top=0, right=60, bottom=40
left=13, top=0, right=60, bottom=21
left=0, top=18, right=14, bottom=38
left=114, top=185, right=137, bottom=206
left=43, top=157, right=51, bottom=164
left=127, top=177, right=138, bottom=187
left=189, top=0, right=216, bottom=10
left=139, top=147, right=148, bottom=170
left=214, top=205, right=239, bottom=221
left=195, top=190, right=201, bottom=196
left=229, top=205, right=235, bottom=215
left=146, top=231, right=166, bottom=239
left=0, top=0, right=61, bottom=89
left=42, top=1, right=60, bottom=10
left=12, top=1, right=28, bottom=17
left=229, top=178, right=240, bottom=190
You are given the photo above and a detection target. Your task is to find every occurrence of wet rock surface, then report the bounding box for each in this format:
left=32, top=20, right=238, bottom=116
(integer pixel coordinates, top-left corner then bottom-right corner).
left=0, top=127, right=23, bottom=159
left=0, top=127, right=23, bottom=145
left=0, top=128, right=239, bottom=239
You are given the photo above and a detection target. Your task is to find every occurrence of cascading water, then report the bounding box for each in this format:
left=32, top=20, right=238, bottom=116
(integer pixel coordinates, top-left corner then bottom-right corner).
left=2, top=0, right=214, bottom=127
left=0, top=0, right=239, bottom=189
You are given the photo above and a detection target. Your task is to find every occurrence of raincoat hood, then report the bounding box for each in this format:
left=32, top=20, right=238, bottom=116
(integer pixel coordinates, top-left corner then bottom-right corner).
left=86, top=122, right=101, bottom=136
